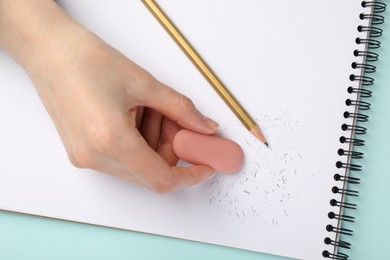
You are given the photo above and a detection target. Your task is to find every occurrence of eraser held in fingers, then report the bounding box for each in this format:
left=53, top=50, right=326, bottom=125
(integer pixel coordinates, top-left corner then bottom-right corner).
left=172, top=129, right=244, bottom=173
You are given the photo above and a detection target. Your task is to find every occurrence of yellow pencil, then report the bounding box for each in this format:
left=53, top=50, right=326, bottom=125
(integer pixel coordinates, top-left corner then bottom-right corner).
left=142, top=0, right=268, bottom=146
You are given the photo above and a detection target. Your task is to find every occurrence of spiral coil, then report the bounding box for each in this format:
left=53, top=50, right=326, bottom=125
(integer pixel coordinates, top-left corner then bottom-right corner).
left=322, top=1, right=386, bottom=259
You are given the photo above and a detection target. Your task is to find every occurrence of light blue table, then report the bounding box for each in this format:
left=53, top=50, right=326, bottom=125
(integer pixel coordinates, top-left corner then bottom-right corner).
left=1, top=6, right=389, bottom=260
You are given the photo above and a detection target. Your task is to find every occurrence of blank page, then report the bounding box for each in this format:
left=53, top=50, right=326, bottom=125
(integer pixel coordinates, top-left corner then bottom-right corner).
left=0, top=1, right=369, bottom=259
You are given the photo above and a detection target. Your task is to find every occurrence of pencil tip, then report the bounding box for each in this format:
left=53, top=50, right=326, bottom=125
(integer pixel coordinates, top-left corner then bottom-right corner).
left=250, top=125, right=267, bottom=145
left=265, top=142, right=269, bottom=148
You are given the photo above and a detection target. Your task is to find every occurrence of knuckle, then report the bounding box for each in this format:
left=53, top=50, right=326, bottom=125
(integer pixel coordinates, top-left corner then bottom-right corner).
left=135, top=71, right=156, bottom=90
left=64, top=148, right=84, bottom=168
left=94, top=133, right=114, bottom=154
left=177, top=94, right=196, bottom=122
left=87, top=124, right=118, bottom=155
left=127, top=70, right=157, bottom=104
left=70, top=124, right=120, bottom=169
left=68, top=155, right=83, bottom=168
left=71, top=147, right=95, bottom=169
left=179, top=94, right=195, bottom=112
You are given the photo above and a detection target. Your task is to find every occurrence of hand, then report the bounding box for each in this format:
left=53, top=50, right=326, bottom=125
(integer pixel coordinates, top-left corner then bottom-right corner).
left=0, top=0, right=218, bottom=193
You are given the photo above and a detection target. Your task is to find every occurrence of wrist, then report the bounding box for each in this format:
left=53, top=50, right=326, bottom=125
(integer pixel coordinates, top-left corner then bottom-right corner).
left=0, top=0, right=91, bottom=72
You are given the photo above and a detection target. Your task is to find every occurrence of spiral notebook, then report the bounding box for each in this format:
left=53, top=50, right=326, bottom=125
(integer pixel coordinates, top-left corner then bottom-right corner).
left=0, top=1, right=386, bottom=259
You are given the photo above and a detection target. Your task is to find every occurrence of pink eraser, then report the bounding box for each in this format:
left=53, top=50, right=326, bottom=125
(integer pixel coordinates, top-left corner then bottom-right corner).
left=172, top=129, right=244, bottom=173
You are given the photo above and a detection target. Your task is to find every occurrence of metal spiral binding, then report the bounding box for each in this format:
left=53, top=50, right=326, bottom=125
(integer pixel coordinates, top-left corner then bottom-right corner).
left=322, top=1, right=386, bottom=259
left=333, top=174, right=361, bottom=185
left=347, top=86, right=372, bottom=98
left=328, top=212, right=355, bottom=223
left=324, top=237, right=352, bottom=249
left=345, top=99, right=371, bottom=111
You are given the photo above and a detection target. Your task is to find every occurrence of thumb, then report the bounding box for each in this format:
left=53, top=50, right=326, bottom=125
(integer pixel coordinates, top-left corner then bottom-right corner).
left=140, top=79, right=219, bottom=134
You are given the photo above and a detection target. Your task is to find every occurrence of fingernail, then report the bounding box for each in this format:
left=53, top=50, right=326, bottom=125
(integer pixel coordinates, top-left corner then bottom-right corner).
left=202, top=167, right=215, bottom=180
left=203, top=116, right=219, bottom=131
left=207, top=173, right=216, bottom=180
left=206, top=172, right=216, bottom=180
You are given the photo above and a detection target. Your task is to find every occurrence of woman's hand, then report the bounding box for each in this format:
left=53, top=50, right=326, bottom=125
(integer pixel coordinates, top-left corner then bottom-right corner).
left=0, top=0, right=218, bottom=193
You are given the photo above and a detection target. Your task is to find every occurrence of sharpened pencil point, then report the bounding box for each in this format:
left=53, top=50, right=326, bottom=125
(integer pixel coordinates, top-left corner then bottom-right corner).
left=265, top=142, right=269, bottom=148
left=250, top=125, right=267, bottom=145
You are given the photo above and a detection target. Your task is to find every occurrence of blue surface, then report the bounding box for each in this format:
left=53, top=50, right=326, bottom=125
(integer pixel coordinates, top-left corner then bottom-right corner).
left=0, top=4, right=389, bottom=260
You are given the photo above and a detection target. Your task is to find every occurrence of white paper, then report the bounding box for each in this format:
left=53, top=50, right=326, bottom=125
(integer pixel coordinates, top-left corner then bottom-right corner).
left=0, top=1, right=370, bottom=259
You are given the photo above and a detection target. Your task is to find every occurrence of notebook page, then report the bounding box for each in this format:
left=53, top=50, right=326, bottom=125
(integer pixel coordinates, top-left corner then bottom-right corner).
left=0, top=1, right=369, bottom=259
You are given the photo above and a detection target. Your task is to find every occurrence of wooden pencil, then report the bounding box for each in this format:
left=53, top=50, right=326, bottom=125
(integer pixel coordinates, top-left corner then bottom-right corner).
left=142, top=0, right=268, bottom=146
